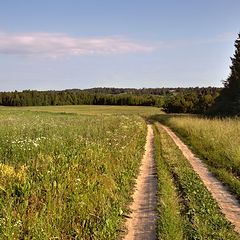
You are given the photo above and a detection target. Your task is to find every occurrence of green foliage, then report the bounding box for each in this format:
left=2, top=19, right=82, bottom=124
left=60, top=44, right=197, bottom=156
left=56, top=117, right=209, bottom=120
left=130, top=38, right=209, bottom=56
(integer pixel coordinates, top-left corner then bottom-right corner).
left=163, top=88, right=219, bottom=114
left=0, top=87, right=220, bottom=110
left=0, top=109, right=146, bottom=239
left=0, top=89, right=164, bottom=107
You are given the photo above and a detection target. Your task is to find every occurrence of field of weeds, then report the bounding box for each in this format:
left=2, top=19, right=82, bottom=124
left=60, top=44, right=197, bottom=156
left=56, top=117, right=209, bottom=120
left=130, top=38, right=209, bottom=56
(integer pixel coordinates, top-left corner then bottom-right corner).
left=0, top=108, right=148, bottom=239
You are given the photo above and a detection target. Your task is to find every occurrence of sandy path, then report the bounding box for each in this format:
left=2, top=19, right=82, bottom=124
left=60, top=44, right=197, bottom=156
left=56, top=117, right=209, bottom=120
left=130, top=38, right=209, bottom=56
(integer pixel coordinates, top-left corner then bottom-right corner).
left=123, top=125, right=158, bottom=240
left=160, top=123, right=240, bottom=234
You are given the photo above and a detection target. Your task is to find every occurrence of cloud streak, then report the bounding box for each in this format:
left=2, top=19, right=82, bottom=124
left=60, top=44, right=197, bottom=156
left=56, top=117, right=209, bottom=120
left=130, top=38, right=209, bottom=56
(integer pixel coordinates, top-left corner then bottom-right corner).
left=0, top=31, right=155, bottom=57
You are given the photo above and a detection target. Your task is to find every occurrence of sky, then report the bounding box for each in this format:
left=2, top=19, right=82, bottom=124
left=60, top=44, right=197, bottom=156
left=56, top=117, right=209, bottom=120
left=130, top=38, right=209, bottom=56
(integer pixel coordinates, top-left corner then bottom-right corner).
left=0, top=0, right=240, bottom=91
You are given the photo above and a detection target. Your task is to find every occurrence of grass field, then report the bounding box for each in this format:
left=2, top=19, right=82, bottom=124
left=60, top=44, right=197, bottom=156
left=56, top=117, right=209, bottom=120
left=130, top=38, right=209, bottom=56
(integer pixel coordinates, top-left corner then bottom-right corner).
left=154, top=114, right=240, bottom=200
left=1, top=106, right=240, bottom=239
left=1, top=105, right=161, bottom=117
left=0, top=106, right=152, bottom=239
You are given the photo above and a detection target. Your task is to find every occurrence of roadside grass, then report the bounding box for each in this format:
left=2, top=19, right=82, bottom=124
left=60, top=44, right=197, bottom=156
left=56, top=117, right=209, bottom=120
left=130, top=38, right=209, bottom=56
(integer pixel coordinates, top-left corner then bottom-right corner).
left=154, top=114, right=240, bottom=200
left=154, top=122, right=239, bottom=239
left=0, top=110, right=146, bottom=239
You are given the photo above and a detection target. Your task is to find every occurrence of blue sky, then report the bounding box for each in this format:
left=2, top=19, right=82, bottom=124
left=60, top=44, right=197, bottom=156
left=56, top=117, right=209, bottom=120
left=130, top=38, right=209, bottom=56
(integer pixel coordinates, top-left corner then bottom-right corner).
left=0, top=0, right=240, bottom=91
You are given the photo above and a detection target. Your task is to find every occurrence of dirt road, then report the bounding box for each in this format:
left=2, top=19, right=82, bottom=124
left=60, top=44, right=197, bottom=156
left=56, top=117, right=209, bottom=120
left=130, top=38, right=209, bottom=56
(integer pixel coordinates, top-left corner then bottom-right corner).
left=160, top=123, right=240, bottom=234
left=123, top=125, right=158, bottom=240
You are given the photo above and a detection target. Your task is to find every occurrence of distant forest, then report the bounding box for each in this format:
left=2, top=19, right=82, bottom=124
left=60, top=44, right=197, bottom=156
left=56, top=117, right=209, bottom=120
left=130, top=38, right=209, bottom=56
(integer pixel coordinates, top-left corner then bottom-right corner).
left=0, top=87, right=220, bottom=114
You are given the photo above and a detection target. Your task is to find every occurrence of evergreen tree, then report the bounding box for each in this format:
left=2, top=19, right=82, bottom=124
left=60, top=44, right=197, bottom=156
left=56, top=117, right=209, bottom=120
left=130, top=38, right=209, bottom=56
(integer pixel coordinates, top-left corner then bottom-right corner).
left=210, top=33, right=240, bottom=116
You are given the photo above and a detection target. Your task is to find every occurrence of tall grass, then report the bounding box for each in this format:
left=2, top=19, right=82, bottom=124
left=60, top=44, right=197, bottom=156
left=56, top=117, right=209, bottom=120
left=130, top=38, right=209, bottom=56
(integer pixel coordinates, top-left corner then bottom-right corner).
left=154, top=123, right=239, bottom=239
left=0, top=110, right=146, bottom=239
left=156, top=115, right=240, bottom=199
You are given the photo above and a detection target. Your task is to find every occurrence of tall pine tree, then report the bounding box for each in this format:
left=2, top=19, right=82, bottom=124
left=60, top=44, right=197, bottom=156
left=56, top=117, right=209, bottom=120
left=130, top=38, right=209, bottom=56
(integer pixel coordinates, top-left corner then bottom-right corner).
left=210, top=33, right=240, bottom=116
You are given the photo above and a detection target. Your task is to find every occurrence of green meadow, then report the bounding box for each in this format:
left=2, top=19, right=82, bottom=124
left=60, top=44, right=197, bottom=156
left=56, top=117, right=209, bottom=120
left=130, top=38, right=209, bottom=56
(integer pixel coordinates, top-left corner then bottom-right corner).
left=0, top=106, right=160, bottom=239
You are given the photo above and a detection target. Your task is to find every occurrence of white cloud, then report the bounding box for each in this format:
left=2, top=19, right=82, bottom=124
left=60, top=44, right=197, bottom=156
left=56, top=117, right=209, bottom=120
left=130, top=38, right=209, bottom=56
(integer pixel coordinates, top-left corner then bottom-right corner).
left=0, top=31, right=155, bottom=57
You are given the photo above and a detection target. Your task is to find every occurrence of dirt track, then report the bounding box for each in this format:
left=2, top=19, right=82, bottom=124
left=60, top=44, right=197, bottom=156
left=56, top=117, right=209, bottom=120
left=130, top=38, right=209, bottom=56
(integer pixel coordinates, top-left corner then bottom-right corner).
left=123, top=125, right=157, bottom=240
left=160, top=123, right=240, bottom=234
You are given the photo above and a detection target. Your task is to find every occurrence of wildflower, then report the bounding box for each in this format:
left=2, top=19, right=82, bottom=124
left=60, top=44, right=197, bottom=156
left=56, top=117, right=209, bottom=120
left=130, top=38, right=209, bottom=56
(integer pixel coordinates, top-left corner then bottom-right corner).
left=0, top=163, right=15, bottom=179
left=17, top=165, right=28, bottom=182
left=14, top=220, right=22, bottom=227
left=0, top=163, right=28, bottom=184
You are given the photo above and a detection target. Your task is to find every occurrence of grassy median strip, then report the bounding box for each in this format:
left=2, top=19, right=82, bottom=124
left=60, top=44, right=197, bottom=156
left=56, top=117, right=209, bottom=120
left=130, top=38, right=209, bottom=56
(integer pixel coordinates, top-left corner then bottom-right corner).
left=154, top=122, right=239, bottom=239
left=154, top=125, right=184, bottom=240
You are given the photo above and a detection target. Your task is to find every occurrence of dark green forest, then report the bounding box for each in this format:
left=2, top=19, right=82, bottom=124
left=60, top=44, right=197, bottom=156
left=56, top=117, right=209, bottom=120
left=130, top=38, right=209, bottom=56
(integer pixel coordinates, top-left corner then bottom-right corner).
left=0, top=89, right=163, bottom=107
left=163, top=88, right=220, bottom=114
left=0, top=87, right=220, bottom=114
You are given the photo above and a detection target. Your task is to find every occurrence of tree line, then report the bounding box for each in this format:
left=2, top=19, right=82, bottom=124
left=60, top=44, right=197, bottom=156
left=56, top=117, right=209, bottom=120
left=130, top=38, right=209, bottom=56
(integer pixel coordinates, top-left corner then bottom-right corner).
left=0, top=88, right=220, bottom=114
left=0, top=90, right=164, bottom=107
left=163, top=88, right=220, bottom=114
